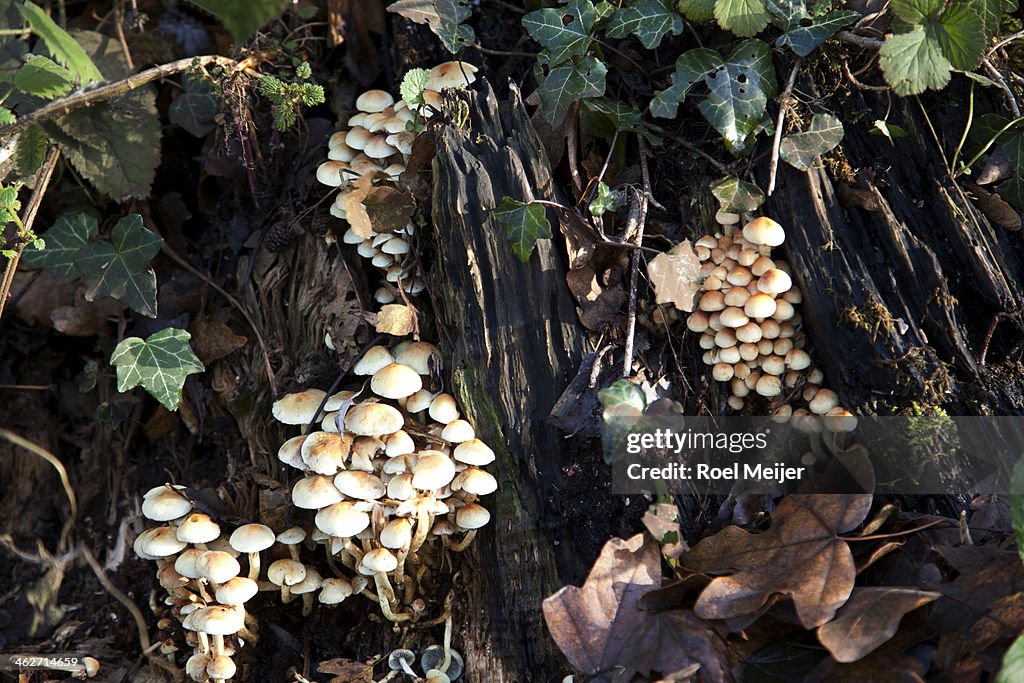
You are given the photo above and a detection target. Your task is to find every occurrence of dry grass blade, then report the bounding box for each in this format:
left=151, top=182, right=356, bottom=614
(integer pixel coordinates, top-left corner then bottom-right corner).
left=0, top=428, right=76, bottom=549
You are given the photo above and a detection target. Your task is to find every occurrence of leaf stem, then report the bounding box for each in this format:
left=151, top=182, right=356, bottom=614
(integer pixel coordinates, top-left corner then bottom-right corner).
left=954, top=114, right=1024, bottom=179
left=949, top=81, right=974, bottom=180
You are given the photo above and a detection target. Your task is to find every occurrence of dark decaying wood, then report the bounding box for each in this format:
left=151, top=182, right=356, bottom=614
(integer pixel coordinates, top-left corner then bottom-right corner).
left=429, top=81, right=586, bottom=681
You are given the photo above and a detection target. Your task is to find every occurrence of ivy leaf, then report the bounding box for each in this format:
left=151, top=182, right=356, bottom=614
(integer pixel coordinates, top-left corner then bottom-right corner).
left=779, top=113, right=844, bottom=171
left=649, top=47, right=720, bottom=118
left=605, top=0, right=684, bottom=49
left=18, top=2, right=102, bottom=82
left=710, top=176, right=765, bottom=212
left=109, top=328, right=205, bottom=411
left=21, top=212, right=97, bottom=281
left=168, top=74, right=219, bottom=137
left=768, top=0, right=859, bottom=57
left=929, top=2, right=986, bottom=70
left=76, top=214, right=163, bottom=317
left=879, top=25, right=952, bottom=96
left=699, top=39, right=777, bottom=153
left=581, top=98, right=645, bottom=132
left=493, top=197, right=552, bottom=262
left=400, top=67, right=431, bottom=106
left=536, top=56, right=607, bottom=125
left=523, top=0, right=597, bottom=66
left=13, top=54, right=73, bottom=99
left=188, top=0, right=290, bottom=42
left=599, top=379, right=647, bottom=420
left=14, top=122, right=47, bottom=176
left=714, top=0, right=770, bottom=37
left=589, top=182, right=619, bottom=216
left=998, top=635, right=1024, bottom=683
left=678, top=0, right=715, bottom=22
left=387, top=0, right=475, bottom=54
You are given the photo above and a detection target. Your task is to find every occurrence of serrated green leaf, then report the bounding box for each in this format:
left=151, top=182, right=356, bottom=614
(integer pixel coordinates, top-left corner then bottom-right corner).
left=400, top=67, right=430, bottom=106
left=388, top=0, right=475, bottom=53
left=168, top=74, right=219, bottom=137
left=650, top=47, right=720, bottom=118
left=930, top=3, right=985, bottom=70
left=523, top=0, right=597, bottom=65
left=997, top=635, right=1024, bottom=683
left=879, top=25, right=952, bottom=96
left=589, top=182, right=619, bottom=216
left=188, top=0, right=290, bottom=42
left=714, top=0, right=770, bottom=37
left=18, top=2, right=102, bottom=82
left=599, top=379, right=647, bottom=420
left=891, top=0, right=944, bottom=23
left=710, top=175, right=765, bottom=212
left=0, top=183, right=20, bottom=225
left=13, top=54, right=73, bottom=99
left=14, top=122, right=46, bottom=176
left=678, top=0, right=715, bottom=22
left=965, top=0, right=1017, bottom=39
left=605, top=0, right=684, bottom=49
left=493, top=197, right=553, bottom=262
left=76, top=214, right=163, bottom=317
left=771, top=4, right=859, bottom=57
left=699, top=39, right=776, bottom=153
left=779, top=113, right=844, bottom=171
left=0, top=107, right=15, bottom=125
left=21, top=212, right=96, bottom=280
left=536, top=55, right=607, bottom=125
left=1011, top=457, right=1024, bottom=567
left=109, top=328, right=204, bottom=411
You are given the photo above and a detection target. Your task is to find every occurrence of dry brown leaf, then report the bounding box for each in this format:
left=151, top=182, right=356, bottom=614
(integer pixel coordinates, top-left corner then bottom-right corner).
left=342, top=174, right=376, bottom=238
left=643, top=502, right=689, bottom=560
left=684, top=494, right=873, bottom=628
left=817, top=587, right=940, bottom=663
left=375, top=304, right=416, bottom=336
left=566, top=266, right=626, bottom=331
left=616, top=609, right=734, bottom=683
left=646, top=241, right=701, bottom=312
left=192, top=316, right=247, bottom=365
left=317, top=657, right=373, bottom=683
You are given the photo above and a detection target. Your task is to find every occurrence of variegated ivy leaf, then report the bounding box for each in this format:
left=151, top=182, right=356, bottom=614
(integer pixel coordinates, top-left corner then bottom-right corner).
left=493, top=197, right=553, bottom=262
left=21, top=212, right=97, bottom=281
left=779, top=113, right=844, bottom=171
left=649, top=48, right=721, bottom=118
left=605, top=0, right=684, bottom=49
left=710, top=176, right=766, bottom=213
left=767, top=0, right=859, bottom=57
left=387, top=0, right=475, bottom=54
left=535, top=56, right=607, bottom=125
left=522, top=0, right=598, bottom=66
left=109, top=328, right=205, bottom=411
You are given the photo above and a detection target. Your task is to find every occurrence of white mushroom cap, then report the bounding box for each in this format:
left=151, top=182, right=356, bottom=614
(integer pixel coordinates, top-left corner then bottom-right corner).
left=176, top=513, right=221, bottom=545
left=345, top=126, right=373, bottom=150
left=292, top=475, right=344, bottom=509
left=755, top=374, right=782, bottom=397
left=354, top=346, right=394, bottom=375
left=386, top=430, right=416, bottom=456
left=453, top=439, right=496, bottom=466
left=272, top=389, right=327, bottom=425
left=395, top=342, right=441, bottom=375
left=316, top=501, right=371, bottom=537
left=301, top=431, right=352, bottom=475
left=405, top=389, right=435, bottom=413
left=333, top=470, right=386, bottom=500
left=324, top=390, right=357, bottom=411
left=456, top=503, right=491, bottom=529
left=426, top=61, right=478, bottom=90
left=412, top=451, right=457, bottom=489
left=173, top=548, right=206, bottom=578
left=291, top=566, right=323, bottom=595
left=360, top=547, right=398, bottom=574
left=136, top=527, right=187, bottom=557
left=193, top=605, right=245, bottom=636
left=356, top=89, right=395, bottom=113
left=441, top=419, right=475, bottom=443
left=278, top=434, right=307, bottom=470
left=363, top=136, right=398, bottom=160
left=809, top=388, right=839, bottom=415
left=785, top=349, right=811, bottom=371
left=267, top=558, right=306, bottom=587
left=387, top=473, right=416, bottom=500
left=229, top=523, right=276, bottom=554
left=206, top=656, right=236, bottom=681
left=428, top=393, right=460, bottom=423
left=196, top=550, right=241, bottom=584
left=744, top=293, right=777, bottom=319
left=824, top=407, right=857, bottom=433
left=371, top=363, right=423, bottom=399
left=142, top=486, right=193, bottom=521
left=185, top=654, right=210, bottom=681
left=379, top=517, right=414, bottom=549
left=456, top=467, right=498, bottom=496
left=345, top=402, right=404, bottom=436
left=382, top=237, right=409, bottom=255
left=386, top=131, right=415, bottom=155
left=743, top=217, right=786, bottom=247
left=347, top=112, right=369, bottom=128
left=328, top=135, right=356, bottom=162
left=316, top=160, right=348, bottom=187
left=277, top=526, right=307, bottom=546
left=215, top=576, right=259, bottom=605
left=363, top=111, right=392, bottom=133
left=319, top=577, right=354, bottom=604
left=758, top=268, right=792, bottom=294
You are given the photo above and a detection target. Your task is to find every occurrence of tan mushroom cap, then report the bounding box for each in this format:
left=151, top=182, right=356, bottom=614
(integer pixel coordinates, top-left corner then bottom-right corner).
left=345, top=126, right=373, bottom=150
left=315, top=501, right=370, bottom=538
left=316, top=160, right=348, bottom=187
left=176, top=513, right=221, bottom=545
left=324, top=390, right=357, bottom=411
left=301, top=431, right=353, bottom=475
left=386, top=430, right=416, bottom=457
left=441, top=419, right=475, bottom=443
left=363, top=111, right=392, bottom=133
left=453, top=438, right=496, bottom=466
left=824, top=407, right=857, bottom=432
left=360, top=547, right=398, bottom=574
left=345, top=402, right=404, bottom=436
left=215, top=576, right=259, bottom=605
left=364, top=136, right=398, bottom=160
left=206, top=656, right=236, bottom=681
left=809, top=388, right=840, bottom=415
left=379, top=517, right=414, bottom=549
left=744, top=293, right=777, bottom=319
left=196, top=550, right=241, bottom=584
left=412, top=450, right=457, bottom=489
left=785, top=349, right=811, bottom=371
left=319, top=577, right=354, bottom=604
left=193, top=605, right=246, bottom=635
left=267, top=558, right=307, bottom=587
left=387, top=472, right=416, bottom=500
left=758, top=268, right=793, bottom=295
left=428, top=393, right=460, bottom=423
left=272, top=389, right=327, bottom=425
left=328, top=134, right=356, bottom=161
left=720, top=307, right=749, bottom=329
left=291, top=566, right=323, bottom=595
left=354, top=346, right=394, bottom=375
left=387, top=131, right=415, bottom=155
left=356, top=89, right=395, bottom=113
left=137, top=526, right=187, bottom=557
left=229, top=523, right=276, bottom=554
left=456, top=503, right=491, bottom=529
left=405, top=389, right=436, bottom=413
left=457, top=467, right=498, bottom=496
left=292, top=474, right=344, bottom=509
left=333, top=470, right=386, bottom=500
left=142, top=486, right=193, bottom=521
left=755, top=374, right=782, bottom=397
left=278, top=434, right=307, bottom=470
left=743, top=216, right=786, bottom=247
left=173, top=548, right=206, bottom=578
left=394, top=342, right=441, bottom=375
left=426, top=61, right=478, bottom=90
left=371, top=363, right=423, bottom=400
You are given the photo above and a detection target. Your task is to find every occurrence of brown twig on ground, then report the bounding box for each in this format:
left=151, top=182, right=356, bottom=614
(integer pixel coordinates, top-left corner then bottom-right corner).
left=622, top=140, right=653, bottom=377
left=768, top=60, right=801, bottom=197
left=980, top=311, right=1023, bottom=366
left=0, top=428, right=77, bottom=550
left=0, top=146, right=60, bottom=323
left=837, top=31, right=885, bottom=51
left=982, top=59, right=1021, bottom=118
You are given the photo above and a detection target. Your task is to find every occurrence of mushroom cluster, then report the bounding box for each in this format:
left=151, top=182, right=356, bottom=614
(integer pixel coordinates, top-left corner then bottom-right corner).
left=315, top=61, right=478, bottom=304
left=685, top=214, right=856, bottom=434
left=271, top=339, right=497, bottom=622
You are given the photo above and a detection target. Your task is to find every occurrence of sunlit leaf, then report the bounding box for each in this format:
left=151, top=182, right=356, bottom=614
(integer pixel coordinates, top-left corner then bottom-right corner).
left=388, top=0, right=475, bottom=53
left=523, top=0, right=597, bottom=65
left=710, top=175, right=765, bottom=213
left=400, top=67, right=430, bottom=106
left=714, top=0, right=769, bottom=37
left=493, top=197, right=552, bottom=262
left=779, top=113, right=844, bottom=171
left=535, top=56, right=607, bottom=125
left=649, top=47, right=720, bottom=119
left=768, top=0, right=859, bottom=57
left=13, top=54, right=73, bottom=99
left=605, top=0, right=684, bottom=49
left=678, top=0, right=715, bottom=22
left=14, top=122, right=46, bottom=176
left=188, top=0, right=290, bottom=42
left=599, top=379, right=647, bottom=420
left=647, top=241, right=701, bottom=311
left=109, top=327, right=205, bottom=411
left=18, top=1, right=102, bottom=82
left=879, top=25, right=952, bottom=96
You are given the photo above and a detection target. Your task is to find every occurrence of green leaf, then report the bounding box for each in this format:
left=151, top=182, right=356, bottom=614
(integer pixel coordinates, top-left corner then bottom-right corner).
left=605, top=0, right=684, bottom=49
left=779, top=113, right=844, bottom=171
left=678, top=0, right=715, bottom=22
left=18, top=2, right=102, bottom=82
left=650, top=47, right=721, bottom=118
left=14, top=122, right=46, bottom=176
left=870, top=119, right=908, bottom=142
left=1012, top=457, right=1024, bottom=568
left=0, top=182, right=21, bottom=226
left=891, top=0, right=944, bottom=24
left=13, top=54, right=73, bottom=98
left=400, top=67, right=430, bottom=106
left=589, top=182, right=619, bottom=216
left=997, top=635, right=1024, bottom=683
left=0, top=107, right=15, bottom=125
left=879, top=25, right=952, bottom=96
left=493, top=197, right=553, bottom=262
left=76, top=214, right=163, bottom=317
left=710, top=176, right=765, bottom=212
left=536, top=56, right=607, bottom=125
left=361, top=186, right=417, bottom=234
left=929, top=2, right=985, bottom=70
left=965, top=0, right=1017, bottom=39
left=598, top=379, right=647, bottom=420
left=768, top=0, right=859, bottom=58
left=168, top=74, right=219, bottom=137
left=581, top=98, right=645, bottom=132
left=523, top=0, right=597, bottom=65
left=714, top=0, right=770, bottom=37
left=188, top=0, right=290, bottom=42
left=109, top=328, right=204, bottom=411
left=387, top=0, right=476, bottom=54
left=698, top=39, right=776, bottom=153
left=21, top=212, right=97, bottom=281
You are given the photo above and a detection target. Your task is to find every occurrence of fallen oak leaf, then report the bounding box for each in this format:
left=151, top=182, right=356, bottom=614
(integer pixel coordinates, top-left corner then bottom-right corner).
left=817, top=587, right=940, bottom=663
left=683, top=494, right=873, bottom=628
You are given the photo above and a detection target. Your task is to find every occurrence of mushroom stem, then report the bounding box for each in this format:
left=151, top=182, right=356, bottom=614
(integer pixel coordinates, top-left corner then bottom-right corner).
left=280, top=584, right=293, bottom=604
left=213, top=634, right=225, bottom=658
left=196, top=631, right=210, bottom=656
left=193, top=579, right=214, bottom=604
left=325, top=545, right=344, bottom=576
left=394, top=544, right=410, bottom=588
left=440, top=610, right=453, bottom=673
left=247, top=552, right=261, bottom=581
left=409, top=505, right=433, bottom=553
left=373, top=572, right=411, bottom=622
left=301, top=592, right=314, bottom=617
left=449, top=529, right=476, bottom=553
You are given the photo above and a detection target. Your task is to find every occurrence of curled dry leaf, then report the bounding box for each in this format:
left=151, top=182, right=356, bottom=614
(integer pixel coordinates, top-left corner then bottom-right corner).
left=684, top=494, right=873, bottom=628
left=646, top=241, right=701, bottom=312
left=375, top=303, right=416, bottom=337
left=317, top=657, right=373, bottom=683
left=643, top=502, right=689, bottom=560
left=817, top=587, right=940, bottom=663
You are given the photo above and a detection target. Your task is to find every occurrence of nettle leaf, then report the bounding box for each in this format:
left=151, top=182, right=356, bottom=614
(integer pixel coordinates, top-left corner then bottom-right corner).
left=109, top=328, right=204, bottom=411
left=605, top=0, right=684, bottom=50
left=18, top=2, right=102, bottom=82
left=21, top=212, right=97, bottom=281
left=965, top=0, right=1017, bottom=39
left=523, top=0, right=597, bottom=66
left=14, top=122, right=46, bottom=176
left=13, top=54, right=73, bottom=99
left=400, top=67, right=430, bottom=106
left=714, top=0, right=770, bottom=37
left=930, top=2, right=985, bottom=70
left=0, top=107, right=15, bottom=125
left=699, top=40, right=776, bottom=153
left=650, top=47, right=720, bottom=118
left=76, top=214, right=163, bottom=317
left=168, top=74, right=219, bottom=137
left=879, top=25, right=952, bottom=96
left=768, top=0, right=859, bottom=57
left=710, top=176, right=765, bottom=212
left=493, top=197, right=553, bottom=262
left=188, top=0, right=290, bottom=42
left=388, top=0, right=475, bottom=54
left=678, top=0, right=715, bottom=22
left=779, top=113, right=844, bottom=171
left=536, top=56, right=607, bottom=125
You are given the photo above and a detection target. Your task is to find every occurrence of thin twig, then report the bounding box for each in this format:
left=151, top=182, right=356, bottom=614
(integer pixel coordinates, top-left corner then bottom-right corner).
left=470, top=43, right=536, bottom=58
left=0, top=428, right=77, bottom=550
left=0, top=146, right=60, bottom=323
left=842, top=58, right=887, bottom=91
left=80, top=545, right=152, bottom=653
left=768, top=60, right=801, bottom=196
left=837, top=31, right=885, bottom=51
left=982, top=58, right=1021, bottom=118
left=623, top=140, right=653, bottom=377
left=988, top=29, right=1024, bottom=57
left=0, top=54, right=239, bottom=140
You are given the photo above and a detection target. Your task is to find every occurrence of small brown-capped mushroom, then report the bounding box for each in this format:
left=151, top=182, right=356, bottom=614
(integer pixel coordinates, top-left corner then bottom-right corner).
left=300, top=431, right=352, bottom=475
left=196, top=550, right=240, bottom=585
left=272, top=389, right=328, bottom=425
left=758, top=268, right=792, bottom=295
left=453, top=439, right=495, bottom=466
left=356, top=89, right=395, bottom=113
left=772, top=299, right=796, bottom=321
left=386, top=131, right=415, bottom=155
left=292, top=475, right=344, bottom=509
left=785, top=349, right=811, bottom=371
left=371, top=363, right=423, bottom=400
left=726, top=266, right=753, bottom=287
left=784, top=286, right=803, bottom=304
left=206, top=655, right=236, bottom=683
left=771, top=404, right=793, bottom=423
left=761, top=355, right=786, bottom=376
left=345, top=126, right=373, bottom=150
left=267, top=559, right=306, bottom=604
left=319, top=577, right=354, bottom=605
left=744, top=293, right=777, bottom=319
left=316, top=160, right=348, bottom=187
left=731, top=377, right=750, bottom=398
left=719, top=347, right=742, bottom=364
left=760, top=319, right=782, bottom=339
left=371, top=251, right=394, bottom=269
left=714, top=328, right=737, bottom=348
left=359, top=548, right=408, bottom=621
left=142, top=485, right=193, bottom=522
left=177, top=513, right=221, bottom=547
left=215, top=576, right=259, bottom=606
left=727, top=395, right=745, bottom=411
left=773, top=338, right=794, bottom=356
left=455, top=467, right=498, bottom=496
left=228, top=524, right=275, bottom=580
left=136, top=526, right=188, bottom=558
left=363, top=111, right=392, bottom=133
left=345, top=402, right=404, bottom=436
left=720, top=307, right=749, bottom=328
left=277, top=434, right=307, bottom=470
left=375, top=286, right=397, bottom=304
left=809, top=388, right=839, bottom=415
left=328, top=136, right=356, bottom=162
left=290, top=566, right=323, bottom=615
left=699, top=291, right=726, bottom=312
left=755, top=374, right=782, bottom=397
left=735, top=322, right=762, bottom=344
left=405, top=389, right=436, bottom=414
left=742, top=216, right=786, bottom=249
left=751, top=256, right=776, bottom=277
left=724, top=287, right=750, bottom=308
left=802, top=384, right=820, bottom=402
left=687, top=311, right=710, bottom=333
left=412, top=451, right=457, bottom=489
left=715, top=209, right=740, bottom=225
left=387, top=472, right=416, bottom=500
left=382, top=237, right=410, bottom=255
left=351, top=154, right=384, bottom=176
left=451, top=503, right=490, bottom=551
left=737, top=248, right=758, bottom=267
left=347, top=112, right=369, bottom=128
left=712, top=363, right=734, bottom=382
left=317, top=501, right=371, bottom=540
left=364, top=136, right=398, bottom=160
left=426, top=61, right=479, bottom=91
left=186, top=653, right=211, bottom=681
left=334, top=470, right=386, bottom=500
left=386, top=430, right=416, bottom=457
